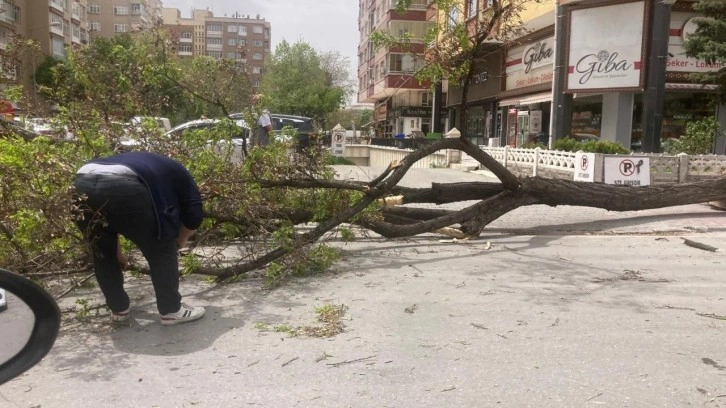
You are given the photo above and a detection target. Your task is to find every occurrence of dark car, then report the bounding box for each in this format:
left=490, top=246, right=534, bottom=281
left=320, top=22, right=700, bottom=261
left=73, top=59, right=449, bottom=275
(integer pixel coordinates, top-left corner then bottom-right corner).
left=229, top=113, right=314, bottom=150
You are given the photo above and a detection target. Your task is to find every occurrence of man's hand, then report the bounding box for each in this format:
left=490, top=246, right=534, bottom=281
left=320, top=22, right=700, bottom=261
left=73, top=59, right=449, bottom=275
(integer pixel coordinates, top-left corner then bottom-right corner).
left=177, top=226, right=196, bottom=249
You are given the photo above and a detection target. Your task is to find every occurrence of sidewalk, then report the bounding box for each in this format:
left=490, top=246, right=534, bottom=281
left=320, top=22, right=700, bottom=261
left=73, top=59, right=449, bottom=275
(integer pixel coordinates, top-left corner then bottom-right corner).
left=1, top=167, right=725, bottom=408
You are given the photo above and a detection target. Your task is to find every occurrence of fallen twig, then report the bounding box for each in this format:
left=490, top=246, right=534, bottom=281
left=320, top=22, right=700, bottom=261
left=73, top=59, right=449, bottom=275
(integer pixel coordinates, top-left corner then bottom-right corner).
left=682, top=238, right=718, bottom=252
left=696, top=312, right=726, bottom=320
left=56, top=272, right=95, bottom=300
left=281, top=357, right=299, bottom=367
left=326, top=355, right=377, bottom=368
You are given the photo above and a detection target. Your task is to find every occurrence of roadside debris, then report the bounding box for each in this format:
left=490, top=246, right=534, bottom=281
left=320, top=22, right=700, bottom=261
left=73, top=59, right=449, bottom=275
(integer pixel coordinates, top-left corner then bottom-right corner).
left=681, top=238, right=718, bottom=252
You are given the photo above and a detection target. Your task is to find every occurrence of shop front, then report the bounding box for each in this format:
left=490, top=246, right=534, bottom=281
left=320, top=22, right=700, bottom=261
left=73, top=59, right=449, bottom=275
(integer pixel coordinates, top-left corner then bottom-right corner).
left=499, top=33, right=554, bottom=147
left=446, top=49, right=503, bottom=146
left=558, top=0, right=723, bottom=151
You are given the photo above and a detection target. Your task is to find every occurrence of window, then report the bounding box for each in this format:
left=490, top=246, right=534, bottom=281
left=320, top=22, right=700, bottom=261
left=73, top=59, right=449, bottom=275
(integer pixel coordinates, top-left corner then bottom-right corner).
left=227, top=38, right=237, bottom=46
left=252, top=52, right=262, bottom=60
left=131, top=3, right=142, bottom=14
left=206, top=38, right=222, bottom=45
left=227, top=25, right=238, bottom=32
left=467, top=0, right=477, bottom=18
left=181, top=31, right=192, bottom=39
left=252, top=67, right=263, bottom=74
left=253, top=80, right=260, bottom=87
left=207, top=51, right=222, bottom=59
left=239, top=26, right=247, bottom=35
left=207, top=24, right=222, bottom=32
left=226, top=52, right=238, bottom=59
left=90, top=21, right=100, bottom=31
left=51, top=37, right=65, bottom=58
left=72, top=24, right=80, bottom=38
left=253, top=40, right=262, bottom=47
left=114, top=23, right=129, bottom=32
left=178, top=44, right=192, bottom=53
left=113, top=6, right=128, bottom=15
left=388, top=53, right=416, bottom=73
left=239, top=39, right=246, bottom=46
left=421, top=92, right=432, bottom=106
left=88, top=4, right=100, bottom=13
left=252, top=26, right=263, bottom=34
left=447, top=6, right=459, bottom=29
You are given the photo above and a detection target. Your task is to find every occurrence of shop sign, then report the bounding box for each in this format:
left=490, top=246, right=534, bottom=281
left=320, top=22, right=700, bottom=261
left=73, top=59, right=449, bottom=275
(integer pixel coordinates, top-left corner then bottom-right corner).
left=505, top=36, right=555, bottom=90
left=603, top=156, right=650, bottom=186
left=666, top=13, right=724, bottom=76
left=375, top=104, right=387, bottom=122
left=401, top=106, right=431, bottom=117
left=566, top=1, right=646, bottom=91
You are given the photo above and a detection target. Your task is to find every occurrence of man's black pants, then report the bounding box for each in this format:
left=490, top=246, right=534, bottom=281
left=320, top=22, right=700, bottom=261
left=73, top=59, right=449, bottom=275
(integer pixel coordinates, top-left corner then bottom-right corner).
left=72, top=174, right=181, bottom=315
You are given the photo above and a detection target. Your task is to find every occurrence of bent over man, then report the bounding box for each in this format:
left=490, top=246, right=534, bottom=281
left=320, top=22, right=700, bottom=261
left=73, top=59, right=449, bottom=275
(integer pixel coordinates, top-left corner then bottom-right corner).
left=72, top=152, right=205, bottom=325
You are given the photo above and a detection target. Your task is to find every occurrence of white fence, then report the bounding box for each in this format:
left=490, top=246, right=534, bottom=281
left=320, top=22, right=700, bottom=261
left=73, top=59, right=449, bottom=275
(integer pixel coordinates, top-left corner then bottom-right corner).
left=465, top=146, right=726, bottom=184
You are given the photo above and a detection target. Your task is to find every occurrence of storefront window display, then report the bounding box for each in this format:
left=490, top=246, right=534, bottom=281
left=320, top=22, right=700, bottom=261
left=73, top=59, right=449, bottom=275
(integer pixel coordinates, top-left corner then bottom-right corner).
left=570, top=95, right=603, bottom=138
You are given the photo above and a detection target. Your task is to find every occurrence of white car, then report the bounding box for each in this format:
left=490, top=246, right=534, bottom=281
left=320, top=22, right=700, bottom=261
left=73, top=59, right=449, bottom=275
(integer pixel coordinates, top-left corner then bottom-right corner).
left=0, top=288, right=7, bottom=312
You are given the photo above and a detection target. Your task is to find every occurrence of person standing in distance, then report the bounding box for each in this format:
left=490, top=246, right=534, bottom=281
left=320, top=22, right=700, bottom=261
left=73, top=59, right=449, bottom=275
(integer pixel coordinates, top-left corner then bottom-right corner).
left=251, top=94, right=273, bottom=147
left=72, top=152, right=205, bottom=325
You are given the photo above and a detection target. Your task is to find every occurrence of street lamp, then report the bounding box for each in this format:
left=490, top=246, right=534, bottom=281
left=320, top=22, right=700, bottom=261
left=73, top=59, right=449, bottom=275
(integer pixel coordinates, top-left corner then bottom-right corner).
left=30, top=21, right=62, bottom=100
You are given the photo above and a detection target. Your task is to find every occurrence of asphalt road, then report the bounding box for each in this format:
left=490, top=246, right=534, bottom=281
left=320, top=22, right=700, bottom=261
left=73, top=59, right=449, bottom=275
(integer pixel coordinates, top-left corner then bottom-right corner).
left=1, top=167, right=724, bottom=407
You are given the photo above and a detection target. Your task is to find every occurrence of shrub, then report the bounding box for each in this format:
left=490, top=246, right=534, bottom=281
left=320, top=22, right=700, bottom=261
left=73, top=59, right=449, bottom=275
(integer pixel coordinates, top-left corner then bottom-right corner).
left=553, top=137, right=629, bottom=154
left=664, top=117, right=722, bottom=155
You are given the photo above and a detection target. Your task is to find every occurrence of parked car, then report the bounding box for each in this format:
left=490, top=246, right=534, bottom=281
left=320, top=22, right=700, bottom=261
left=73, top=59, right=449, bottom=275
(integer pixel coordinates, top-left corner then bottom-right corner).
left=572, top=133, right=600, bottom=142
left=128, top=116, right=172, bottom=133
left=0, top=288, right=6, bottom=312
left=229, top=113, right=313, bottom=149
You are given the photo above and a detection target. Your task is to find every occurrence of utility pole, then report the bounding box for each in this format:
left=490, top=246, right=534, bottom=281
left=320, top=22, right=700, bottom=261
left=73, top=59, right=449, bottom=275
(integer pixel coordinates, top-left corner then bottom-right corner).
left=549, top=0, right=573, bottom=148
left=641, top=0, right=676, bottom=153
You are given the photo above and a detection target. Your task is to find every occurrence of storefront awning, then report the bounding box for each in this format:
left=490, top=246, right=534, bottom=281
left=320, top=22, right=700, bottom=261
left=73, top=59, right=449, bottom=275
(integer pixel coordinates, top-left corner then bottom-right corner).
left=498, top=92, right=553, bottom=107
left=665, top=83, right=719, bottom=91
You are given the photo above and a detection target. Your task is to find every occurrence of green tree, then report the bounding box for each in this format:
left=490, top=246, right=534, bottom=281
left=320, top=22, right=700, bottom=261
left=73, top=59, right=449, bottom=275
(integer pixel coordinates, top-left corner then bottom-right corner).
left=260, top=40, right=346, bottom=123
left=683, top=0, right=726, bottom=100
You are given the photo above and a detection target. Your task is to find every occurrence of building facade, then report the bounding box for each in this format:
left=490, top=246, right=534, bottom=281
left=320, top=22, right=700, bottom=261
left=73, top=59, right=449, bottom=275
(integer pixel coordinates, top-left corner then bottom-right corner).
left=444, top=0, right=724, bottom=153
left=162, top=8, right=270, bottom=89
left=0, top=0, right=92, bottom=103
left=357, top=0, right=439, bottom=138
left=86, top=0, right=162, bottom=38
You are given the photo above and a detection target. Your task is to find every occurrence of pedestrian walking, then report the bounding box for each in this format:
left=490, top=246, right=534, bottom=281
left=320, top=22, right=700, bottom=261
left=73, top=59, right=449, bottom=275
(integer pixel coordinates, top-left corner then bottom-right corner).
left=72, top=152, right=206, bottom=325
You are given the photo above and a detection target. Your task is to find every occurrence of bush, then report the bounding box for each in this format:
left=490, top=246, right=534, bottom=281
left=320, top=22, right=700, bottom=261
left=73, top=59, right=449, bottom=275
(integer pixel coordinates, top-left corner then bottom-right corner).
left=664, top=117, right=722, bottom=155
left=553, top=137, right=629, bottom=154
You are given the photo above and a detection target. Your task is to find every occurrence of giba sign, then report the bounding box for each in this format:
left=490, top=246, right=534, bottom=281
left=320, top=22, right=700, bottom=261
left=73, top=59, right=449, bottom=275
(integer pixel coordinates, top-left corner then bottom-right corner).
left=565, top=0, right=647, bottom=91
left=505, top=36, right=555, bottom=91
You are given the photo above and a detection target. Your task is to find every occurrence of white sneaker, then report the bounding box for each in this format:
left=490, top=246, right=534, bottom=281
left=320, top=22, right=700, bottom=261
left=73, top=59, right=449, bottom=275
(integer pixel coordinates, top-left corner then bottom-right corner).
left=160, top=304, right=205, bottom=326
left=111, top=307, right=130, bottom=322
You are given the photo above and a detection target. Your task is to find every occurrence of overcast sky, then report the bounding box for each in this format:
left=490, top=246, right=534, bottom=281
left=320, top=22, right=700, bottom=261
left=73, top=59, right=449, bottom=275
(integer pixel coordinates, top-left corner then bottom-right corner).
left=163, top=0, right=361, bottom=91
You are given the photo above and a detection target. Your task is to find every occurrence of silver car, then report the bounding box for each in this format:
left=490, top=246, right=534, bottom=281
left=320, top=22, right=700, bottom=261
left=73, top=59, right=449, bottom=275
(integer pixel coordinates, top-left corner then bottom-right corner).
left=0, top=288, right=7, bottom=312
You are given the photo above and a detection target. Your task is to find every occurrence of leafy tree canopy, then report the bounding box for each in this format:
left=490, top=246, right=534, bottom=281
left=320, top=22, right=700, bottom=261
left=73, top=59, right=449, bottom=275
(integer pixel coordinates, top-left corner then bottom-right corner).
left=259, top=40, right=346, bottom=125
left=683, top=0, right=726, bottom=100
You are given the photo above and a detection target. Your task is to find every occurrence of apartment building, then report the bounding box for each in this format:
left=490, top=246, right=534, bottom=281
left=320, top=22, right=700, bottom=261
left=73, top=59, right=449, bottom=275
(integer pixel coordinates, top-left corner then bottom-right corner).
left=357, top=0, right=436, bottom=138
left=161, top=8, right=271, bottom=89
left=86, top=0, right=162, bottom=38
left=0, top=0, right=92, bottom=102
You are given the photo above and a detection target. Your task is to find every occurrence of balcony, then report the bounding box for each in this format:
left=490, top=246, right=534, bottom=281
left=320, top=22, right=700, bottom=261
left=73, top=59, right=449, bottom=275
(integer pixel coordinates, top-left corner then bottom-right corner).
left=206, top=30, right=222, bottom=38
left=360, top=73, right=431, bottom=103
left=179, top=37, right=192, bottom=43
left=206, top=43, right=223, bottom=50
left=51, top=24, right=64, bottom=37
left=178, top=51, right=193, bottom=56
left=49, top=0, right=64, bottom=12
